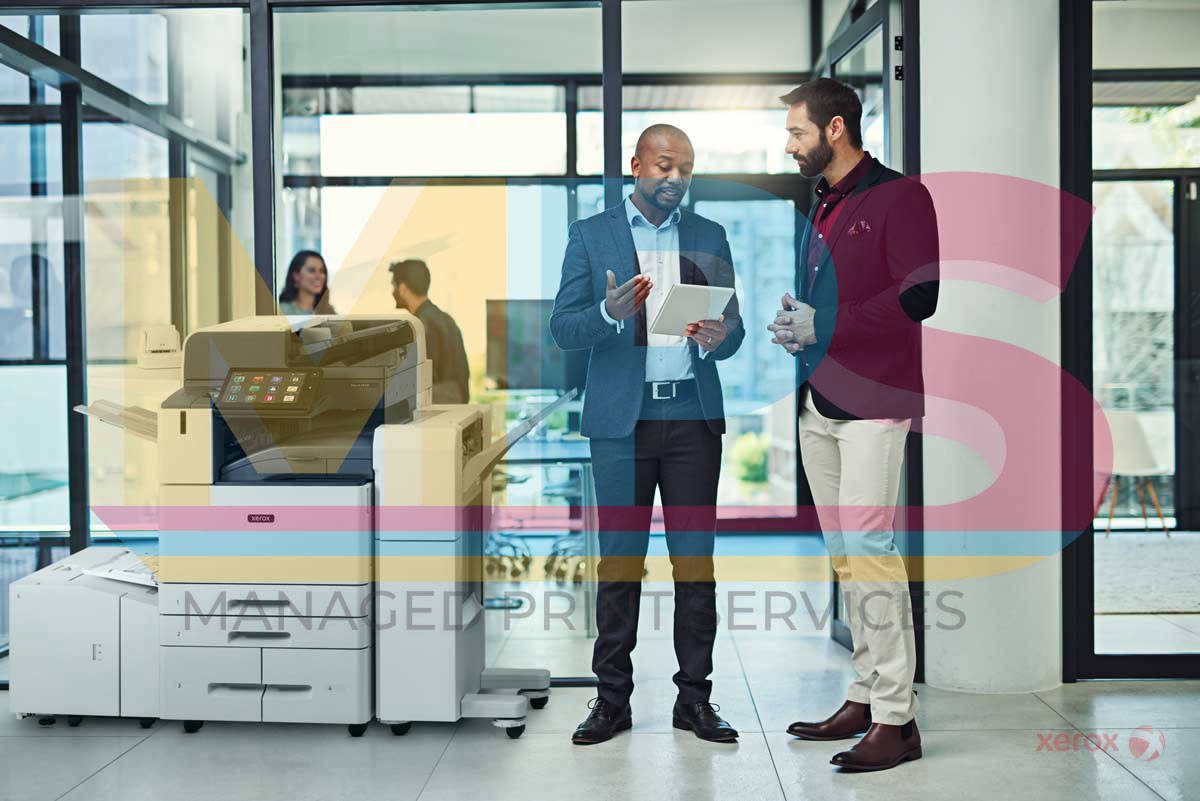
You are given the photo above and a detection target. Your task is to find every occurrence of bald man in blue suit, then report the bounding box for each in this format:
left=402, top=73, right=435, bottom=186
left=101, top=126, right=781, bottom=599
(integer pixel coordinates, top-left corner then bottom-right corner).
left=550, top=124, right=743, bottom=745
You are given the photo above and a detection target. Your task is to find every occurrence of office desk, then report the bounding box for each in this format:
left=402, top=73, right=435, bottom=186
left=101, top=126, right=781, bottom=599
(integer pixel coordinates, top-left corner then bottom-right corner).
left=499, top=436, right=597, bottom=640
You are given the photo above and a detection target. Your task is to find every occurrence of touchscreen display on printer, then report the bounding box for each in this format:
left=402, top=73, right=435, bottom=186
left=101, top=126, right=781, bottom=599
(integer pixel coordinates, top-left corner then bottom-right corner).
left=218, top=368, right=321, bottom=409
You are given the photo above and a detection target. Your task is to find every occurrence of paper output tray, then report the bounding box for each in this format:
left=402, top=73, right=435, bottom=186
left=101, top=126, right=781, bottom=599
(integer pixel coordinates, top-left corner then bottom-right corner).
left=460, top=388, right=577, bottom=497
left=73, top=400, right=158, bottom=442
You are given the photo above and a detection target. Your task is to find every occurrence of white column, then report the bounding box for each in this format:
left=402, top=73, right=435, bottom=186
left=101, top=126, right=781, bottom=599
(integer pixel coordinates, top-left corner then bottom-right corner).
left=919, top=0, right=1063, bottom=693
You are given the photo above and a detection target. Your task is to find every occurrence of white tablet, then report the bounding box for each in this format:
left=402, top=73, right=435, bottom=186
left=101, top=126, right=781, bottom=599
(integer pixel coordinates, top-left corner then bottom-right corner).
left=648, top=283, right=735, bottom=337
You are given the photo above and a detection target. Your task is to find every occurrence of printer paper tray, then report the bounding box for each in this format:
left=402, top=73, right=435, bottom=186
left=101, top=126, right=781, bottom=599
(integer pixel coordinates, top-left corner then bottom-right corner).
left=73, top=400, right=157, bottom=442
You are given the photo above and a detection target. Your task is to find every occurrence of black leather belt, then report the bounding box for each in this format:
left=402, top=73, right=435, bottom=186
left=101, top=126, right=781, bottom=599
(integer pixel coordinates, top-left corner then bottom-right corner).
left=644, top=379, right=696, bottom=401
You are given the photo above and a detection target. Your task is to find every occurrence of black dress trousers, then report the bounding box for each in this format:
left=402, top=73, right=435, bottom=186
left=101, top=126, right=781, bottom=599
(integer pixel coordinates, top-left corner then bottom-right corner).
left=587, top=382, right=722, bottom=707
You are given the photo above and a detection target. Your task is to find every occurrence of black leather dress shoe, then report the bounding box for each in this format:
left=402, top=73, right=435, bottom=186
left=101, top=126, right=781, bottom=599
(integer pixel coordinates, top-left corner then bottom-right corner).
left=672, top=700, right=739, bottom=743
left=572, top=698, right=632, bottom=745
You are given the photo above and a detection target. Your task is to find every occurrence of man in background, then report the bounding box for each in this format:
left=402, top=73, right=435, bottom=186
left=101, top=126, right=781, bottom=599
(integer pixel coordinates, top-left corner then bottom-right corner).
left=390, top=259, right=470, bottom=404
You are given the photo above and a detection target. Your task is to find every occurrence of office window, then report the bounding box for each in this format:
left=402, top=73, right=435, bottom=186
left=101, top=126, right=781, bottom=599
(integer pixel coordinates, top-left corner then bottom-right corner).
left=317, top=97, right=568, bottom=178
left=577, top=84, right=800, bottom=176
left=1, top=9, right=253, bottom=557
left=274, top=2, right=601, bottom=276
left=80, top=13, right=168, bottom=104
left=0, top=25, right=70, bottom=651
left=612, top=1, right=807, bottom=515
left=0, top=118, right=65, bottom=362
left=0, top=18, right=31, bottom=103
left=280, top=183, right=571, bottom=365
left=621, top=0, right=810, bottom=74
left=0, top=363, right=69, bottom=652
left=1093, top=77, right=1200, bottom=171
left=77, top=9, right=252, bottom=535
left=693, top=196, right=798, bottom=511
left=81, top=123, right=171, bottom=364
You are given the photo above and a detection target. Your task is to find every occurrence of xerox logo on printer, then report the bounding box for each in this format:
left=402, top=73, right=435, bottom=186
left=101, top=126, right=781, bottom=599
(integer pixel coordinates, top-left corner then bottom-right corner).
left=246, top=513, right=275, bottom=523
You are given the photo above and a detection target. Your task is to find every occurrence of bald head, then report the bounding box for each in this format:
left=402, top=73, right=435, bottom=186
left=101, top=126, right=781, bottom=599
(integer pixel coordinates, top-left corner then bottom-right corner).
left=634, top=123, right=693, bottom=161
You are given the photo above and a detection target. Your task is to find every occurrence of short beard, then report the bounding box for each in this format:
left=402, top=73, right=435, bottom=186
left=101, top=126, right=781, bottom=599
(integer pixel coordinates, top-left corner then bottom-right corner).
left=643, top=184, right=683, bottom=213
left=795, top=132, right=834, bottom=179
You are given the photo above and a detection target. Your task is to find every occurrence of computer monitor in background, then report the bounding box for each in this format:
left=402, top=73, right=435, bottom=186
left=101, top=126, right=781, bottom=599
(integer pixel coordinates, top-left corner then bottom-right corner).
left=486, top=299, right=586, bottom=392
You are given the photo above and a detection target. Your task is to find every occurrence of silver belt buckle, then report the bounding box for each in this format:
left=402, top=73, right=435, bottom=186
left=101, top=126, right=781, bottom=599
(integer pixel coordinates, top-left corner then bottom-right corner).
left=651, top=381, right=676, bottom=400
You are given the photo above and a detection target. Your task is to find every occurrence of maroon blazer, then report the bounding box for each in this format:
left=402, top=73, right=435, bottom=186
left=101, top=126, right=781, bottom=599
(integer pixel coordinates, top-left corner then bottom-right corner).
left=796, top=157, right=940, bottom=420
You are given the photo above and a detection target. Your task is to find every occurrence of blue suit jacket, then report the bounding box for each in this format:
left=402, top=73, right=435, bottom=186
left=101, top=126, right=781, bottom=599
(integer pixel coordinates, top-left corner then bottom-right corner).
left=549, top=203, right=744, bottom=439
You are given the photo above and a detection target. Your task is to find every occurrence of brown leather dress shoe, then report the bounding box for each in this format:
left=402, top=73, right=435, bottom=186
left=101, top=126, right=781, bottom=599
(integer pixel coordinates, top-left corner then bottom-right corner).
left=786, top=700, right=871, bottom=741
left=830, top=720, right=922, bottom=771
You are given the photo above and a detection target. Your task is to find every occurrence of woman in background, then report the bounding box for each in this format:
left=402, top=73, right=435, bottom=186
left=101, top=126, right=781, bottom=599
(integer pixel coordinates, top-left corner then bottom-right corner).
left=278, top=250, right=336, bottom=314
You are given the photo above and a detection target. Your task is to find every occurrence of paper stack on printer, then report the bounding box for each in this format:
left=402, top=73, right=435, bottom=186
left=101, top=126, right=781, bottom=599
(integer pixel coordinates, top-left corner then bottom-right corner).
left=80, top=548, right=160, bottom=588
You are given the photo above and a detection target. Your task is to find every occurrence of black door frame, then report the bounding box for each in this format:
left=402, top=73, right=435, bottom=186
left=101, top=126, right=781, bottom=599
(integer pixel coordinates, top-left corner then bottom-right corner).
left=1060, top=0, right=1200, bottom=680
left=1070, top=169, right=1200, bottom=679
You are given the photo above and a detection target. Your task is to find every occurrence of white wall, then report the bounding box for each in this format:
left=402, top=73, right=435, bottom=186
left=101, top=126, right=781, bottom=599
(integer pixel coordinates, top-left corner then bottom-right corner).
left=919, top=0, right=1063, bottom=693
left=1094, top=0, right=1200, bottom=69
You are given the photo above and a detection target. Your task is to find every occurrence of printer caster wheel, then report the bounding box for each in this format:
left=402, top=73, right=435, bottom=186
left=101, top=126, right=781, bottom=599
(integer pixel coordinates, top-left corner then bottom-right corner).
left=37, top=717, right=56, bottom=727
left=505, top=725, right=525, bottom=739
left=182, top=720, right=204, bottom=734
left=390, top=723, right=412, bottom=736
left=67, top=716, right=83, bottom=727
left=529, top=696, right=548, bottom=710
left=139, top=718, right=156, bottom=730
left=347, top=724, right=368, bottom=738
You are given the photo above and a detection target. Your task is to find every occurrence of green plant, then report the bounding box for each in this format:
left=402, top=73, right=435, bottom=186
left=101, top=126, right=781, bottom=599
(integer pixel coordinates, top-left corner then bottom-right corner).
left=730, top=431, right=768, bottom=484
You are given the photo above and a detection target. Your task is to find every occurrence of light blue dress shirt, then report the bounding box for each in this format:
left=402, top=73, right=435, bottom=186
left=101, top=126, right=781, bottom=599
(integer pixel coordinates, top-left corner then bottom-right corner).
left=598, top=196, right=709, bottom=382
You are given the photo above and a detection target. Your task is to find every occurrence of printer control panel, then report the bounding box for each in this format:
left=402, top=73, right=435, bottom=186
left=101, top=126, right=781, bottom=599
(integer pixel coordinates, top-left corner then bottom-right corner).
left=217, top=367, right=322, bottom=411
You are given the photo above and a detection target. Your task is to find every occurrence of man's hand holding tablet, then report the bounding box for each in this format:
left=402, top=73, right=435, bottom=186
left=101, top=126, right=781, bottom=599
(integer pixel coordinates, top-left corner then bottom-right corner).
left=687, top=316, right=727, bottom=353
left=648, top=284, right=735, bottom=354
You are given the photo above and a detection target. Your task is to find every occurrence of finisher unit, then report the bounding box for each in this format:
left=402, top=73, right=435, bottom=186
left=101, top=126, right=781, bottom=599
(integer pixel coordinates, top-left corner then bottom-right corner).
left=9, top=548, right=158, bottom=727
left=11, top=313, right=557, bottom=738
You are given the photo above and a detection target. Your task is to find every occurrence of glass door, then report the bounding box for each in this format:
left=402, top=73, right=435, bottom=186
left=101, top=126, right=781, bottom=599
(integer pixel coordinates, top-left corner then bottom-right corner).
left=1089, top=174, right=1200, bottom=665
left=1077, top=72, right=1200, bottom=676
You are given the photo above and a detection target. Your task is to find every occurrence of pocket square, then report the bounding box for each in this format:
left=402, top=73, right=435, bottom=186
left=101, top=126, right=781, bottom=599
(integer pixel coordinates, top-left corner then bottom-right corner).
left=847, top=219, right=872, bottom=236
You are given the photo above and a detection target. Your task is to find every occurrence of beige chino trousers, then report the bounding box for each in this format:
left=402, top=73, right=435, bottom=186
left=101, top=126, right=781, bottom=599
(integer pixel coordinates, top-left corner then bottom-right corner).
left=799, top=388, right=918, bottom=725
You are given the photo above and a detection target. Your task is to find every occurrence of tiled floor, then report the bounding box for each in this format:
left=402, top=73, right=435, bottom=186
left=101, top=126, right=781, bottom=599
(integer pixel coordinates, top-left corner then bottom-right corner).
left=3, top=605, right=1197, bottom=801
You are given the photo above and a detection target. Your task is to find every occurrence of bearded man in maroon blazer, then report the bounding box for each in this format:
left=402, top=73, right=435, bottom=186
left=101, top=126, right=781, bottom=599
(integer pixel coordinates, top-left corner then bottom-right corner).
left=768, top=77, right=939, bottom=773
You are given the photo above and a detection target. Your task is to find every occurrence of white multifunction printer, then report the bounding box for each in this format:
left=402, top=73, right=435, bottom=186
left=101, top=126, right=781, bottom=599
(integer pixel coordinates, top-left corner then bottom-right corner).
left=10, top=313, right=566, bottom=738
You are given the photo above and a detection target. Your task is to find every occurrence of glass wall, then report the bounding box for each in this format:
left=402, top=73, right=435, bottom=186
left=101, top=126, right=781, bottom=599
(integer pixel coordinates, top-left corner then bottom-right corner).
left=0, top=18, right=68, bottom=652
left=621, top=0, right=808, bottom=517
left=275, top=2, right=604, bottom=673
left=0, top=8, right=253, bottom=652
left=275, top=1, right=600, bottom=367
left=273, top=1, right=812, bottom=672
left=2, top=0, right=817, bottom=667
